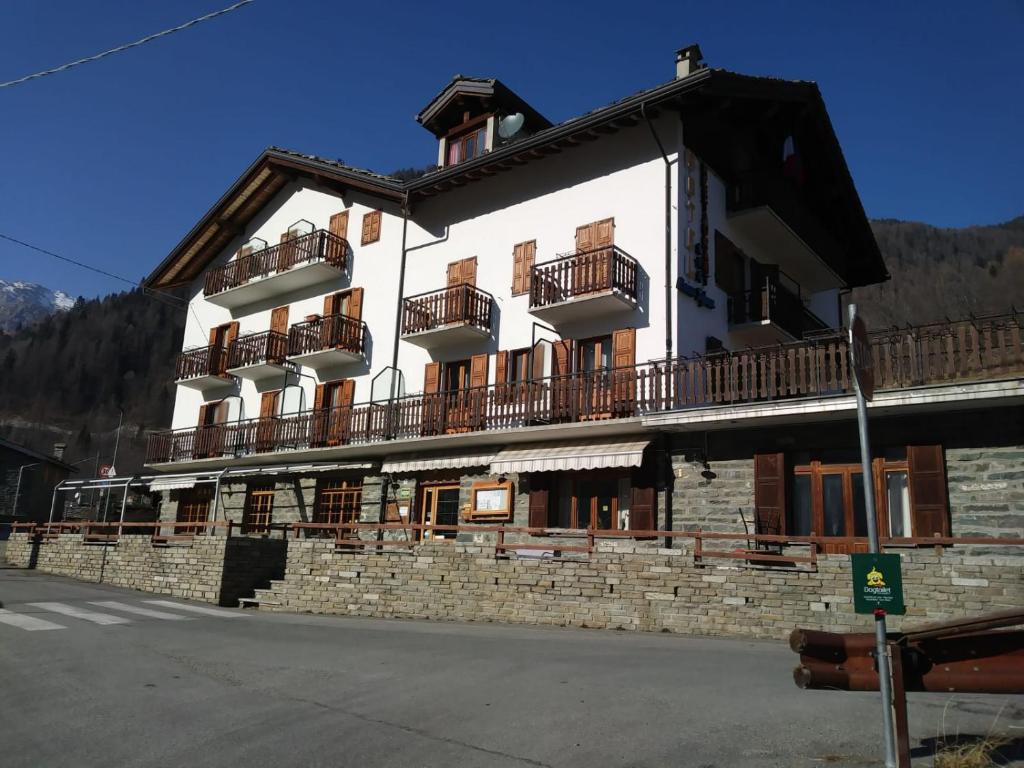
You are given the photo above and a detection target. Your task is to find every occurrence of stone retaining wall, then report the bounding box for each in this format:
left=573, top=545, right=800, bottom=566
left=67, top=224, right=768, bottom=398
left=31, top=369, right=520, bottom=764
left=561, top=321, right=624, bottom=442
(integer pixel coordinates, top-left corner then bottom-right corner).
left=4, top=533, right=286, bottom=606
left=255, top=540, right=1024, bottom=639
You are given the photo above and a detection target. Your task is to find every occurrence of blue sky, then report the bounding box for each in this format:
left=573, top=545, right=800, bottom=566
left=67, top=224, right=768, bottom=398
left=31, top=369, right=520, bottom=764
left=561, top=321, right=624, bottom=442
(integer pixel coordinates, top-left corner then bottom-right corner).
left=1, top=0, right=1021, bottom=299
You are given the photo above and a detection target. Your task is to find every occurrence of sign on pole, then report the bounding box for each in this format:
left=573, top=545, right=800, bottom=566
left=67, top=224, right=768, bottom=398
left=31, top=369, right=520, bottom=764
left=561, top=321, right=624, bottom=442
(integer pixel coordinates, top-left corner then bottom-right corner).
left=850, top=314, right=874, bottom=401
left=852, top=553, right=906, bottom=615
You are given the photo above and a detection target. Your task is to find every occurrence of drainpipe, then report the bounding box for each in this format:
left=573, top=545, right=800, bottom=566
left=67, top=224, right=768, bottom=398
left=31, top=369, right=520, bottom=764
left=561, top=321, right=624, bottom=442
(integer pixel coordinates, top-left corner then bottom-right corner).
left=391, top=193, right=412, bottom=374
left=211, top=467, right=229, bottom=524
left=641, top=102, right=675, bottom=362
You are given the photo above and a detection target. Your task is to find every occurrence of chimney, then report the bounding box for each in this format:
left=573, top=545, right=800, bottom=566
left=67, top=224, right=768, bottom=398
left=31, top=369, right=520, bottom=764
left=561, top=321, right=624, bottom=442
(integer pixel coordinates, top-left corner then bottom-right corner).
left=675, top=44, right=705, bottom=78
left=53, top=442, right=67, bottom=461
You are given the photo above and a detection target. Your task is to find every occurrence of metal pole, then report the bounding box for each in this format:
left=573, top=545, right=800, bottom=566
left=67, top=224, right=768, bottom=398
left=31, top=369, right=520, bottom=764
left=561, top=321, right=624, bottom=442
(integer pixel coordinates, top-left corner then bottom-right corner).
left=13, top=462, right=39, bottom=518
left=101, top=409, right=123, bottom=522
left=850, top=303, right=897, bottom=768
left=117, top=477, right=133, bottom=538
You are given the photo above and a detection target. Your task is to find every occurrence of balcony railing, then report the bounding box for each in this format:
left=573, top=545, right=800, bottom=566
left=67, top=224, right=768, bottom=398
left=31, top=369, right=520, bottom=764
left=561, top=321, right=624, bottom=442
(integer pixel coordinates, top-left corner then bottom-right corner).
left=203, top=229, right=348, bottom=297
left=529, top=246, right=639, bottom=309
left=175, top=344, right=228, bottom=381
left=728, top=273, right=826, bottom=340
left=227, top=331, right=288, bottom=370
left=401, top=283, right=493, bottom=336
left=147, top=313, right=1023, bottom=464
left=288, top=313, right=367, bottom=358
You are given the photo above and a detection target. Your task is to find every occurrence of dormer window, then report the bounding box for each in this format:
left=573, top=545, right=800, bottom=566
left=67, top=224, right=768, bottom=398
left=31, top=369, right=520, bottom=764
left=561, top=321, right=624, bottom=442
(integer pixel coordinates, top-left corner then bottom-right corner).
left=446, top=123, right=488, bottom=166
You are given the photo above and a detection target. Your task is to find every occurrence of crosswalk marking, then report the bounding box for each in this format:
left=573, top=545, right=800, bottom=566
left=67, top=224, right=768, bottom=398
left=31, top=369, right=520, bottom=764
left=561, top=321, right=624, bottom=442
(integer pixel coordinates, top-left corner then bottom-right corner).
left=88, top=601, right=193, bottom=621
left=144, top=600, right=244, bottom=618
left=28, top=602, right=132, bottom=626
left=0, top=608, right=65, bottom=631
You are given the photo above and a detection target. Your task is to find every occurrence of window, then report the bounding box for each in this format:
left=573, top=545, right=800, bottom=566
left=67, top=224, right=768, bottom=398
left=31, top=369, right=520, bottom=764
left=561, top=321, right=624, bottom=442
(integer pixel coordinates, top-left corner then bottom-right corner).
left=419, top=484, right=461, bottom=539
left=176, top=487, right=213, bottom=534
left=508, top=348, right=531, bottom=384
left=578, top=335, right=612, bottom=373
left=361, top=210, right=381, bottom=245
left=243, top=484, right=275, bottom=534
left=314, top=479, right=362, bottom=533
left=548, top=472, right=631, bottom=530
left=511, top=240, right=536, bottom=296
left=444, top=359, right=472, bottom=393
left=446, top=126, right=487, bottom=166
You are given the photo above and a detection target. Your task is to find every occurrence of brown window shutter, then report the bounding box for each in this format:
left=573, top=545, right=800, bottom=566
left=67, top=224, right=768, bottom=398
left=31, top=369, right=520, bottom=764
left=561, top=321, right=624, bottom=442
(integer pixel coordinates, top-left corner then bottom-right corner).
left=594, top=218, right=614, bottom=247
left=532, top=341, right=546, bottom=379
left=208, top=327, right=220, bottom=346
left=260, top=391, right=279, bottom=419
left=907, top=445, right=950, bottom=537
left=323, top=292, right=339, bottom=316
left=347, top=287, right=364, bottom=320
left=214, top=400, right=230, bottom=424
left=361, top=211, right=381, bottom=245
left=424, top=362, right=441, bottom=394
left=612, top=328, right=636, bottom=369
left=270, top=306, right=289, bottom=335
left=313, top=384, right=326, bottom=411
left=552, top=340, right=573, bottom=376
left=447, top=260, right=461, bottom=286
left=225, top=321, right=239, bottom=347
left=524, top=240, right=536, bottom=294
left=329, top=210, right=349, bottom=240
left=371, top=210, right=381, bottom=241
left=495, top=351, right=509, bottom=384
left=460, top=256, right=477, bottom=287
left=576, top=222, right=595, bottom=253
left=528, top=475, right=550, bottom=529
left=470, top=353, right=489, bottom=389
left=197, top=404, right=209, bottom=426
left=753, top=453, right=786, bottom=536
left=512, top=243, right=525, bottom=295
left=340, top=379, right=356, bottom=406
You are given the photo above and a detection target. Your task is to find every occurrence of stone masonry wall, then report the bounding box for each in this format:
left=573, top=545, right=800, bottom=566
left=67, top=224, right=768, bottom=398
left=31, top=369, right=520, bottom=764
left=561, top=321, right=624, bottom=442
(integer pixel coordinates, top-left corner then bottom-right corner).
left=947, top=445, right=1024, bottom=539
left=256, top=540, right=1024, bottom=639
left=4, top=533, right=285, bottom=606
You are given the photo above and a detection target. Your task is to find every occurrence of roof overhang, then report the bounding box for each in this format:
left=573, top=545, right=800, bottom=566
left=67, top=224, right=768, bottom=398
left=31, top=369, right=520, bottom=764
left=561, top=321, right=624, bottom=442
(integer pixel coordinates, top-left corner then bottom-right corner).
left=415, top=77, right=552, bottom=136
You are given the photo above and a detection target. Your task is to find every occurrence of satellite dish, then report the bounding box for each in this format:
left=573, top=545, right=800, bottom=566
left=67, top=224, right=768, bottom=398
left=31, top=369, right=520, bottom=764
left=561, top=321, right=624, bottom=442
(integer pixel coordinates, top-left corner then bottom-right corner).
left=498, top=112, right=525, bottom=139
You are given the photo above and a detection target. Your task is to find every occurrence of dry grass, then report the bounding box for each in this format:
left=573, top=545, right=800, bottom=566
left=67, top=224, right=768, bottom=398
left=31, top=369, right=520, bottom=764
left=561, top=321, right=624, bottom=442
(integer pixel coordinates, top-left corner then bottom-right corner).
left=932, top=736, right=1011, bottom=768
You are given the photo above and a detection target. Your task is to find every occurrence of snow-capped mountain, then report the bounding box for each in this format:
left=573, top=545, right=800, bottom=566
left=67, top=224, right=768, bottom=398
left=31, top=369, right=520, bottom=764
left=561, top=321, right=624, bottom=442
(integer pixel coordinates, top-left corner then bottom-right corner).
left=0, top=279, right=75, bottom=333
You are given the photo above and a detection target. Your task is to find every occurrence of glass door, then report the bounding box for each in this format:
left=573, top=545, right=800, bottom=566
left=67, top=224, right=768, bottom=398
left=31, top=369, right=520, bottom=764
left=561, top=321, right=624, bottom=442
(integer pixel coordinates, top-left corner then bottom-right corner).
left=420, top=485, right=460, bottom=540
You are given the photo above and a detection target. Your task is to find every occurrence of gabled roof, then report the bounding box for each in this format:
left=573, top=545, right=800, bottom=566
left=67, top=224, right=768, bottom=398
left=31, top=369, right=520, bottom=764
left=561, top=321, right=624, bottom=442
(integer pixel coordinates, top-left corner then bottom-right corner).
left=416, top=76, right=552, bottom=136
left=146, top=67, right=886, bottom=290
left=0, top=437, right=80, bottom=473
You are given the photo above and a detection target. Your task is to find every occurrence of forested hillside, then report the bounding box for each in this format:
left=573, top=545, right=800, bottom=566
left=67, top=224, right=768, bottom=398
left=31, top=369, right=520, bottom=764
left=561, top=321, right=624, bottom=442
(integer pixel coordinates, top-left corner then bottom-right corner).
left=0, top=215, right=1019, bottom=474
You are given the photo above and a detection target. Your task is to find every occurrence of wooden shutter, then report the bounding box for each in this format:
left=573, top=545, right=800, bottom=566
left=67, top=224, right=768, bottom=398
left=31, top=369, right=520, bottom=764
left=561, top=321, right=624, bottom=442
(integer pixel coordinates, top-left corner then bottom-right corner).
left=339, top=378, right=356, bottom=406
left=552, top=339, right=573, bottom=376
left=594, top=218, right=614, bottom=247
left=495, top=351, right=509, bottom=384
left=361, top=211, right=381, bottom=245
left=612, top=328, right=636, bottom=369
left=329, top=210, right=349, bottom=240
left=532, top=342, right=546, bottom=379
left=447, top=260, right=462, bottom=286
left=208, top=327, right=221, bottom=346
left=346, top=287, right=363, bottom=320
left=470, top=353, right=489, bottom=389
left=225, top=321, right=239, bottom=347
left=528, top=475, right=550, bottom=529
left=323, top=293, right=337, bottom=316
left=753, top=453, right=786, bottom=536
left=907, top=445, right=950, bottom=537
left=523, top=240, right=535, bottom=294
left=197, top=404, right=210, bottom=426
left=460, top=256, right=477, bottom=287
left=314, top=384, right=326, bottom=411
left=575, top=222, right=595, bottom=253
left=512, top=243, right=526, bottom=295
left=260, top=391, right=279, bottom=418
left=270, top=306, right=289, bottom=337
left=424, top=362, right=441, bottom=394
left=630, top=466, right=656, bottom=536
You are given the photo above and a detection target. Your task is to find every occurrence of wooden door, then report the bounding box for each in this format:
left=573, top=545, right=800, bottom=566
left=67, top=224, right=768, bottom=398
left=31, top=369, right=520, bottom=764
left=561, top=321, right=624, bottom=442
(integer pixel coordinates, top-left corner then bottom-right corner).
left=270, top=306, right=289, bottom=362
left=611, top=327, right=636, bottom=415
left=552, top=339, right=574, bottom=420
left=278, top=230, right=298, bottom=272
left=578, top=335, right=613, bottom=419
left=255, top=390, right=280, bottom=452
left=445, top=257, right=477, bottom=322
left=574, top=219, right=613, bottom=294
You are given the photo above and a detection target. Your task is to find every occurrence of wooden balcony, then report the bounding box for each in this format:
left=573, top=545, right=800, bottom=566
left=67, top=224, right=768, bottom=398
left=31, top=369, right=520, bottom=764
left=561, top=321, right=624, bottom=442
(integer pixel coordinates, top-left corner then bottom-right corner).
left=203, top=230, right=348, bottom=309
left=225, top=331, right=289, bottom=381
left=727, top=273, right=828, bottom=345
left=174, top=344, right=234, bottom=392
left=400, top=283, right=493, bottom=348
left=288, top=313, right=367, bottom=370
left=529, top=246, right=639, bottom=323
left=147, top=313, right=1023, bottom=465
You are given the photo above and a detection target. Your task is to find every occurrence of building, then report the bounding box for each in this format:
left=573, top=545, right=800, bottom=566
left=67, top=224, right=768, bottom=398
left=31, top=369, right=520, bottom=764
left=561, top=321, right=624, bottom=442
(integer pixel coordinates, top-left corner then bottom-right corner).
left=0, top=439, right=78, bottom=528
left=142, top=45, right=1023, bottom=553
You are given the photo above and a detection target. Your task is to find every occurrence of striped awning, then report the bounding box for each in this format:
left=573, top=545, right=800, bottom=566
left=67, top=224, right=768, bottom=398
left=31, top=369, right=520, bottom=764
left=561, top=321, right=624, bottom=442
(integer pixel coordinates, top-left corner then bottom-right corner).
left=147, top=477, right=197, bottom=492
left=381, top=452, right=496, bottom=474
left=489, top=439, right=651, bottom=474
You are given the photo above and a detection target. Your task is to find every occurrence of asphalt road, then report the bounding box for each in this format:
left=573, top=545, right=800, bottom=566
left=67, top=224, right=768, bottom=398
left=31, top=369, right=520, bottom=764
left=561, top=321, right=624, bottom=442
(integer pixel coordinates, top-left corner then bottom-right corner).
left=1, top=568, right=1021, bottom=768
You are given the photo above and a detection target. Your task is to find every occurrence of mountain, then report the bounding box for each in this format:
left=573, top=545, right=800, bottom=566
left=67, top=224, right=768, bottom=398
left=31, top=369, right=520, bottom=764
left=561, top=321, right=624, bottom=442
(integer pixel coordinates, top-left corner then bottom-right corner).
left=0, top=215, right=1018, bottom=474
left=0, top=279, right=76, bottom=333
left=853, top=216, right=1024, bottom=327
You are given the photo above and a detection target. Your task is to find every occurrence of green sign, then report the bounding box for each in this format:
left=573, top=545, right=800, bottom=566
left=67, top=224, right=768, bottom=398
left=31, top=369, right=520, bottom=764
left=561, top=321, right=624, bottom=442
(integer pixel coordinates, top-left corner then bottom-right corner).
left=851, top=553, right=905, bottom=615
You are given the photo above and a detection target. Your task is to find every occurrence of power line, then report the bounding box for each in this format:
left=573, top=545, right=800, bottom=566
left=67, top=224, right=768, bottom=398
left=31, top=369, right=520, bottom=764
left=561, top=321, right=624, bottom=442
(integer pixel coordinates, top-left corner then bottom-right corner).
left=0, top=0, right=255, bottom=89
left=0, top=231, right=186, bottom=308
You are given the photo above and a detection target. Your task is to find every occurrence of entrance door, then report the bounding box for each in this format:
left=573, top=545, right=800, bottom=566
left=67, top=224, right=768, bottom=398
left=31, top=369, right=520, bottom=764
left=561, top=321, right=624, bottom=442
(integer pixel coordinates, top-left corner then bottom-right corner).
left=443, top=359, right=473, bottom=433
left=818, top=467, right=870, bottom=554
left=419, top=484, right=460, bottom=540
left=578, top=335, right=612, bottom=418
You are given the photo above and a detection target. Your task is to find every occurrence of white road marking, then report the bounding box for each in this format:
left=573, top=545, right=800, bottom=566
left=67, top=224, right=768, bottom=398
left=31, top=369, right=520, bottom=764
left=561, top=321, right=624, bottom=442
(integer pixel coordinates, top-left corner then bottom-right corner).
left=143, top=600, right=244, bottom=618
left=28, top=602, right=132, bottom=626
left=0, top=608, right=66, bottom=631
left=87, top=601, right=194, bottom=621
